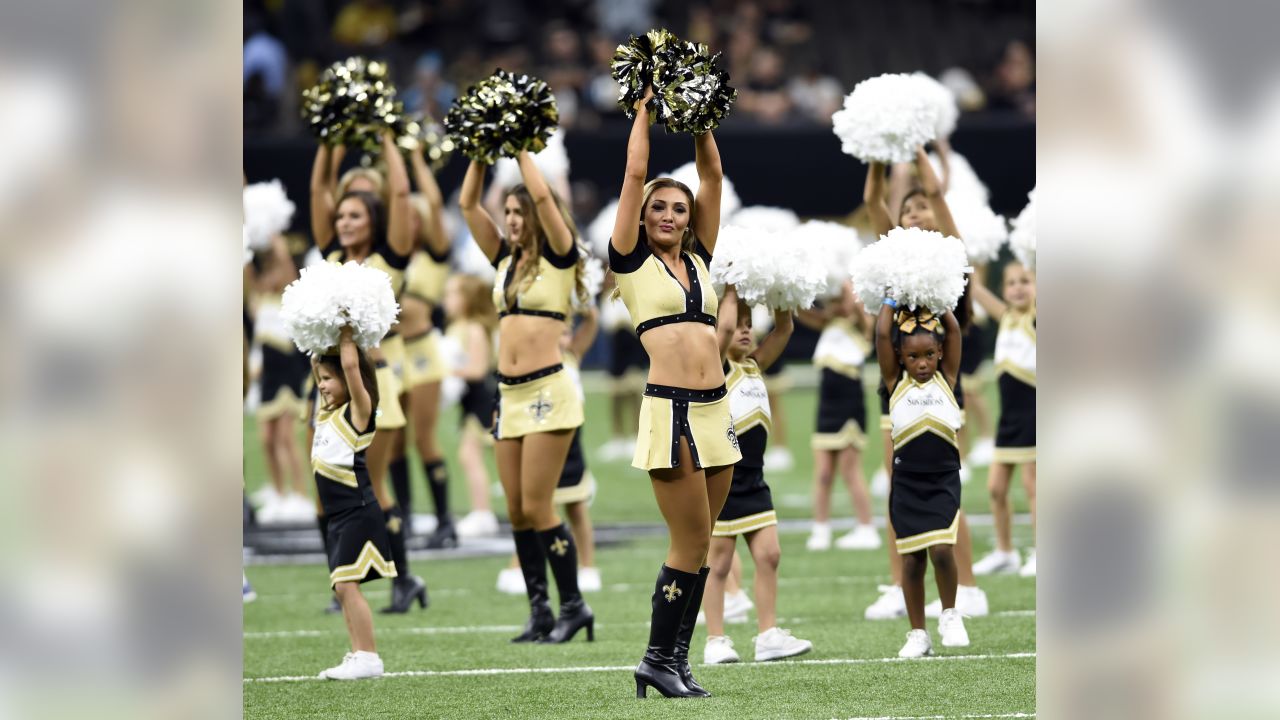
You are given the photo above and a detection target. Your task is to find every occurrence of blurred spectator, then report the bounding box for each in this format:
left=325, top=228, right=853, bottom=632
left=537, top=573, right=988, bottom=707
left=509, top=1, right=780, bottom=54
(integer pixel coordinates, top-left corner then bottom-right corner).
left=585, top=32, right=625, bottom=118
left=725, top=26, right=761, bottom=85
left=760, top=0, right=813, bottom=48
left=788, top=61, right=843, bottom=123
left=595, top=0, right=657, bottom=39
left=332, top=0, right=398, bottom=50
left=244, top=11, right=287, bottom=131
left=401, top=52, right=457, bottom=122
left=987, top=39, right=1035, bottom=117
left=541, top=20, right=589, bottom=128
left=685, top=2, right=718, bottom=46
left=740, top=45, right=795, bottom=125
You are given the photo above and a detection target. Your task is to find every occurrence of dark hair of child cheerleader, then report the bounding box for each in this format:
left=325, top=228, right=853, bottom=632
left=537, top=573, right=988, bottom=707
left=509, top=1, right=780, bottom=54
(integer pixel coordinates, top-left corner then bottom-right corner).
left=891, top=308, right=947, bottom=384
left=313, top=346, right=379, bottom=414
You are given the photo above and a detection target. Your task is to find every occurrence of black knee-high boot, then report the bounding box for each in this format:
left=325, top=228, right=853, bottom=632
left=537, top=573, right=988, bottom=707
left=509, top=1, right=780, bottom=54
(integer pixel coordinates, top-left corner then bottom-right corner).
left=389, top=457, right=412, bottom=532
left=381, top=506, right=427, bottom=613
left=537, top=524, right=594, bottom=643
left=511, top=529, right=555, bottom=642
left=424, top=459, right=457, bottom=549
left=318, top=513, right=340, bottom=614
left=673, top=567, right=711, bottom=696
left=635, top=565, right=704, bottom=699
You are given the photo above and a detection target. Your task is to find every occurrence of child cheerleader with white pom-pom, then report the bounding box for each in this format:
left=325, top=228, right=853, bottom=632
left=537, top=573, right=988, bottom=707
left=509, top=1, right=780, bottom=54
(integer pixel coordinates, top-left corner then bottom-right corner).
left=312, top=325, right=398, bottom=680
left=970, top=262, right=1037, bottom=577
left=875, top=301, right=969, bottom=658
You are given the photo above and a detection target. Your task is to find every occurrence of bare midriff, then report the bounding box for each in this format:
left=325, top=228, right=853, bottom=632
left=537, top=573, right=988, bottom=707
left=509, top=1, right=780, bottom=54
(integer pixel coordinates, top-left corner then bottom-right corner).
left=399, top=295, right=433, bottom=337
left=497, top=314, right=565, bottom=376
left=640, top=322, right=724, bottom=389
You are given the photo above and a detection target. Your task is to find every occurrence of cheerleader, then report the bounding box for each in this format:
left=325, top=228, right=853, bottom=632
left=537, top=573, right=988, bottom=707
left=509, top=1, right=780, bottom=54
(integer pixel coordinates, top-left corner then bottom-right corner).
left=875, top=303, right=970, bottom=657
left=556, top=305, right=603, bottom=591
left=970, top=262, right=1036, bottom=577
left=600, top=276, right=649, bottom=462
left=442, top=275, right=500, bottom=538
left=610, top=87, right=740, bottom=699
left=799, top=281, right=880, bottom=551
left=702, top=289, right=813, bottom=664
left=459, top=150, right=593, bottom=645
left=313, top=326, right=397, bottom=680
left=310, top=133, right=427, bottom=614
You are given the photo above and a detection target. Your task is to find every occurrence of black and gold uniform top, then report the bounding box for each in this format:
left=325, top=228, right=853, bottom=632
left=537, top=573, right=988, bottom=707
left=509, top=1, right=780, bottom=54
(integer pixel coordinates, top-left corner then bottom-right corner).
left=888, top=371, right=962, bottom=473
left=403, top=244, right=451, bottom=306
left=995, top=308, right=1036, bottom=388
left=311, top=402, right=378, bottom=513
left=491, top=240, right=579, bottom=322
left=726, top=357, right=771, bottom=469
left=608, top=239, right=718, bottom=335
left=813, top=316, right=870, bottom=379
left=326, top=240, right=412, bottom=299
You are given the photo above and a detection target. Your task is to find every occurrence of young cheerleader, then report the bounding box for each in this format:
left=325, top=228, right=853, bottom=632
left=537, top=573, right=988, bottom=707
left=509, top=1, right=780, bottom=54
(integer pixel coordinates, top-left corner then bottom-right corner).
left=702, top=288, right=813, bottom=664
left=312, top=326, right=398, bottom=680
left=970, top=262, right=1037, bottom=577
left=875, top=303, right=970, bottom=657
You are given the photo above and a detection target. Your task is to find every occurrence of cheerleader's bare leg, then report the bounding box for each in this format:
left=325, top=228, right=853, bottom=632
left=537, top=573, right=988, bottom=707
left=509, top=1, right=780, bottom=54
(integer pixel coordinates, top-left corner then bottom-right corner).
left=745, top=525, right=781, bottom=631
left=988, top=462, right=1015, bottom=552
left=839, top=446, right=873, bottom=526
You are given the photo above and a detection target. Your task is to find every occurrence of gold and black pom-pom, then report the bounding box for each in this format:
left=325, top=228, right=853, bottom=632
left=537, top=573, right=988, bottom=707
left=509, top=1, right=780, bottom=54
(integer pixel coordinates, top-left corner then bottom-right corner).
left=396, top=114, right=456, bottom=169
left=443, top=69, right=559, bottom=165
left=610, top=29, right=736, bottom=134
left=610, top=28, right=678, bottom=123
left=300, top=57, right=403, bottom=153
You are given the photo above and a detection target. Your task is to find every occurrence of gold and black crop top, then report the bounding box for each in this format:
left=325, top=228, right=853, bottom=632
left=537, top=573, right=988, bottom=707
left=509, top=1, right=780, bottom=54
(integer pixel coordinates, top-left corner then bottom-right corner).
left=608, top=239, right=718, bottom=335
left=403, top=244, right=451, bottom=306
left=326, top=240, right=411, bottom=298
left=491, top=240, right=579, bottom=322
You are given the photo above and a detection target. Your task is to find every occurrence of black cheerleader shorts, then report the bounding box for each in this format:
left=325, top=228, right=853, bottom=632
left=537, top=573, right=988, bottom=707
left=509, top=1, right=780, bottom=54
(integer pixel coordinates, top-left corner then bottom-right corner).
left=713, top=465, right=778, bottom=537
left=325, top=502, right=398, bottom=587
left=890, top=467, right=961, bottom=555
left=812, top=368, right=868, bottom=450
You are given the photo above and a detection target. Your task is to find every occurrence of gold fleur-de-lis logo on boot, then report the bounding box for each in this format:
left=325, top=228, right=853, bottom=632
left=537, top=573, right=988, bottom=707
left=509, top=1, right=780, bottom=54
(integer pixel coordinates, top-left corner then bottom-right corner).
left=663, top=579, right=682, bottom=603
left=549, top=537, right=569, bottom=556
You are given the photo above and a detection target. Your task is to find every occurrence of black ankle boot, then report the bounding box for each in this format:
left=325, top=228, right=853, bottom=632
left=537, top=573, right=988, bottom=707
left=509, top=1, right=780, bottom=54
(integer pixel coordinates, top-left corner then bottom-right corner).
left=381, top=574, right=428, bottom=614
left=536, top=524, right=594, bottom=644
left=634, top=565, right=704, bottom=699
left=425, top=516, right=457, bottom=549
left=673, top=567, right=711, bottom=697
left=511, top=529, right=555, bottom=642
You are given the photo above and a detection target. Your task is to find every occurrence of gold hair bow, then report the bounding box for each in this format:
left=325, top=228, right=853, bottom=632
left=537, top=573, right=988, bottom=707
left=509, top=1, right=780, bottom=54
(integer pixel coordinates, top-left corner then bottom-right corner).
left=896, top=309, right=940, bottom=334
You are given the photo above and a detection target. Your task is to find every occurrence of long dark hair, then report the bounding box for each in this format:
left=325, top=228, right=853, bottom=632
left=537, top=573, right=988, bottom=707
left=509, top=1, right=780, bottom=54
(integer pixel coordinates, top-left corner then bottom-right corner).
left=314, top=348, right=379, bottom=416
left=501, top=183, right=587, bottom=307
left=334, top=190, right=387, bottom=251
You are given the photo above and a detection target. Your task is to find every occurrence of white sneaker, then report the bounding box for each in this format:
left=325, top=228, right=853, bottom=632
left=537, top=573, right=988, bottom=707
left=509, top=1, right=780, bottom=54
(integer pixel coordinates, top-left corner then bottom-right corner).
left=754, top=627, right=812, bottom=661
left=495, top=567, right=526, bottom=595
left=250, top=485, right=281, bottom=509
left=280, top=493, right=316, bottom=522
left=864, top=585, right=907, bottom=620
left=1019, top=550, right=1036, bottom=577
left=456, top=510, right=499, bottom=538
left=835, top=524, right=882, bottom=550
left=255, top=495, right=285, bottom=525
left=806, top=523, right=832, bottom=551
left=597, top=437, right=629, bottom=462
left=926, top=585, right=990, bottom=618
left=763, top=447, right=794, bottom=472
left=938, top=608, right=970, bottom=647
left=578, top=567, right=601, bottom=592
left=967, top=438, right=995, bottom=467
left=972, top=549, right=1021, bottom=576
left=319, top=650, right=383, bottom=680
left=870, top=468, right=890, bottom=498
left=724, top=589, right=754, bottom=617
left=898, top=629, right=933, bottom=658
left=959, top=466, right=972, bottom=485
left=703, top=635, right=740, bottom=664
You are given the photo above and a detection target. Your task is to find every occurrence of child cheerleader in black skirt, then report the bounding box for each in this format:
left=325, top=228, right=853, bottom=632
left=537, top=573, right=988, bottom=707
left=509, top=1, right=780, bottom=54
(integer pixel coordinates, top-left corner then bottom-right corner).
left=874, top=302, right=970, bottom=658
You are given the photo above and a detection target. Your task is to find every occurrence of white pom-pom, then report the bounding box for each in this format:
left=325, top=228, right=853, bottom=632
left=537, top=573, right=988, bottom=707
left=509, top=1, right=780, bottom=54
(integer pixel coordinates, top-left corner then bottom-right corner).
left=1009, top=188, right=1036, bottom=270
left=455, top=240, right=498, bottom=284
left=586, top=199, right=619, bottom=259
left=929, top=150, right=989, bottom=205
left=573, top=255, right=604, bottom=311
left=281, top=261, right=401, bottom=355
left=243, top=180, right=296, bottom=251
left=728, top=205, right=801, bottom=234
left=789, top=220, right=864, bottom=298
left=243, top=226, right=252, bottom=266
left=492, top=128, right=571, bottom=190
left=831, top=73, right=937, bottom=164
left=664, top=162, right=742, bottom=219
left=850, top=226, right=971, bottom=313
left=947, top=195, right=1007, bottom=264
left=711, top=225, right=826, bottom=311
left=912, top=72, right=959, bottom=138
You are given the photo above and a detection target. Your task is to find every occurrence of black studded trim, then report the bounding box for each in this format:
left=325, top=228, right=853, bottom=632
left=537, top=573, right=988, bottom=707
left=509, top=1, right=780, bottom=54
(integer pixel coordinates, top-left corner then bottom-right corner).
left=643, top=383, right=727, bottom=402
left=496, top=363, right=564, bottom=386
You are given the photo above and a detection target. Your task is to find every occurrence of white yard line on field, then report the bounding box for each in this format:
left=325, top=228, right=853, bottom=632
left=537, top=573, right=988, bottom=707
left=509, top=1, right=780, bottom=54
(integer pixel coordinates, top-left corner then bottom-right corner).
left=834, top=714, right=1035, bottom=719
left=244, top=651, right=1035, bottom=683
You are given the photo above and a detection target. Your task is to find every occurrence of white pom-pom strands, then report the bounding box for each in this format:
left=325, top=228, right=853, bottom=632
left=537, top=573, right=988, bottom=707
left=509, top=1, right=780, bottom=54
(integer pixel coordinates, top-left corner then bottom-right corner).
left=912, top=72, right=959, bottom=138
left=710, top=224, right=827, bottom=311
left=850, top=226, right=971, bottom=315
left=788, top=220, right=864, bottom=298
left=1009, top=188, right=1036, bottom=270
left=281, top=261, right=401, bottom=356
left=832, top=73, right=938, bottom=164
left=243, top=180, right=296, bottom=252
left=947, top=196, right=1007, bottom=264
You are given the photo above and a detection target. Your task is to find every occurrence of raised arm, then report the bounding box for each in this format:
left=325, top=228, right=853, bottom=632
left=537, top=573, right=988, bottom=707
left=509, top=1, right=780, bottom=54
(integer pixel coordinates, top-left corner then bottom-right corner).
left=969, top=273, right=1007, bottom=322
left=751, top=309, right=794, bottom=372
left=409, top=146, right=450, bottom=257
left=940, top=309, right=961, bottom=388
left=933, top=135, right=952, bottom=194
left=382, top=132, right=414, bottom=258
left=611, top=87, right=654, bottom=256
left=715, top=284, right=739, bottom=359
left=863, top=161, right=894, bottom=236
left=310, top=144, right=337, bottom=251
left=459, top=159, right=504, bottom=262
left=914, top=146, right=959, bottom=239
left=875, top=301, right=900, bottom=393
left=692, top=131, right=723, bottom=253
left=518, top=150, right=574, bottom=255
left=339, top=327, right=372, bottom=430
left=568, top=306, right=599, bottom=359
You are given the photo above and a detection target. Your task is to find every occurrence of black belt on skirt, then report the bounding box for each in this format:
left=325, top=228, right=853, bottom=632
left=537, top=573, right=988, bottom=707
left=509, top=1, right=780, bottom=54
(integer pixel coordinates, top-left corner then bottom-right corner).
left=643, top=383, right=727, bottom=402
left=644, top=383, right=727, bottom=468
left=374, top=360, right=389, bottom=369
left=497, top=363, right=564, bottom=386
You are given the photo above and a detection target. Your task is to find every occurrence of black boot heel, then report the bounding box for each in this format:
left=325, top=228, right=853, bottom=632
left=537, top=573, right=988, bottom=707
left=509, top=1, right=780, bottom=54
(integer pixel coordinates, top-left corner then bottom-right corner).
left=414, top=583, right=428, bottom=609
left=632, top=565, right=707, bottom=699
left=633, top=658, right=697, bottom=698
left=539, top=601, right=594, bottom=644
left=381, top=575, right=427, bottom=614
left=636, top=678, right=648, bottom=699
left=586, top=617, right=594, bottom=642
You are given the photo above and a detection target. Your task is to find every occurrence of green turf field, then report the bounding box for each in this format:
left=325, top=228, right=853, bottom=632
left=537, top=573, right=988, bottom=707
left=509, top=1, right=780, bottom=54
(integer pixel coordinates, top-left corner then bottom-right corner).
left=244, top=369, right=1036, bottom=718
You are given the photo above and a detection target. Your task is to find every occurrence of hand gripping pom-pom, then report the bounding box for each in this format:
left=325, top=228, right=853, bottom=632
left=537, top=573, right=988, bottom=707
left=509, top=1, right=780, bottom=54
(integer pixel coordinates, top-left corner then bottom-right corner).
left=611, top=29, right=678, bottom=122
left=1009, top=188, right=1036, bottom=270
left=300, top=57, right=404, bottom=154
left=281, top=261, right=401, bottom=356
left=612, top=29, right=736, bottom=134
left=444, top=69, right=559, bottom=165
left=243, top=180, right=295, bottom=252
left=850, top=226, right=972, bottom=314
left=831, top=73, right=937, bottom=164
